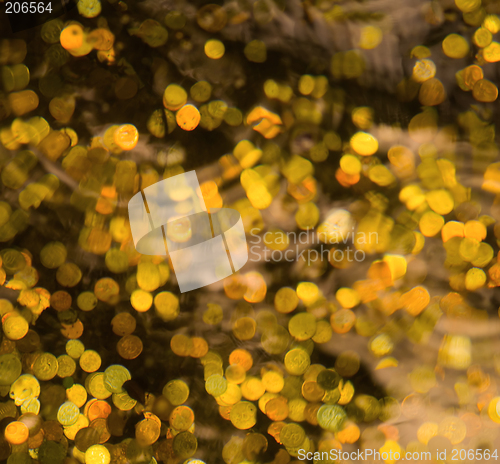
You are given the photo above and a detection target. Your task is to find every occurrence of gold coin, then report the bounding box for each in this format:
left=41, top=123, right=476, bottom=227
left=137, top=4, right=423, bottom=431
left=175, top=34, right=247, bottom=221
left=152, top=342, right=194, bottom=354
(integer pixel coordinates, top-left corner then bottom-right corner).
left=56, top=354, right=76, bottom=378
left=284, top=348, right=310, bottom=375
left=76, top=291, right=98, bottom=311
left=265, top=396, right=289, bottom=421
left=111, top=312, right=136, bottom=336
left=280, top=423, right=306, bottom=448
left=242, top=432, right=268, bottom=461
left=0, top=249, right=27, bottom=274
left=301, top=381, right=325, bottom=402
left=0, top=353, right=22, bottom=386
left=473, top=79, right=498, bottom=102
left=244, top=40, right=267, bottom=63
left=33, top=352, right=58, bottom=381
left=57, top=401, right=80, bottom=426
left=56, top=262, right=82, bottom=287
left=40, top=241, right=66, bottom=269
left=51, top=290, right=72, bottom=312
left=171, top=334, right=193, bottom=357
left=227, top=365, right=247, bottom=385
left=136, top=415, right=161, bottom=446
left=163, top=379, right=190, bottom=405
left=130, top=289, right=153, bottom=312
left=94, top=277, right=119, bottom=302
left=196, top=4, right=227, bottom=32
left=87, top=373, right=112, bottom=400
left=442, top=34, right=469, bottom=58
left=165, top=11, right=186, bottom=29
left=79, top=350, right=101, bottom=373
left=63, top=413, right=89, bottom=440
left=112, top=391, right=137, bottom=411
left=317, top=404, right=346, bottom=432
left=438, top=416, right=466, bottom=444
left=172, top=431, right=198, bottom=459
left=233, top=317, right=257, bottom=340
left=288, top=312, right=317, bottom=341
left=241, top=377, right=265, bottom=401
left=169, top=405, right=195, bottom=431
left=218, top=383, right=242, bottom=406
left=419, top=78, right=446, bottom=106
left=85, top=444, right=110, bottom=464
left=104, top=365, right=131, bottom=394
left=261, top=370, right=283, bottom=393
left=163, top=84, right=187, bottom=111
left=230, top=401, right=257, bottom=430
left=206, top=374, right=227, bottom=397
left=190, top=337, right=209, bottom=358
left=275, top=287, right=299, bottom=313
left=154, top=292, right=179, bottom=321
left=10, top=374, right=40, bottom=406
left=229, top=349, right=253, bottom=371
left=89, top=417, right=111, bottom=444
left=2, top=312, right=29, bottom=340
left=203, top=303, right=223, bottom=324
left=4, top=420, right=29, bottom=445
left=66, top=384, right=87, bottom=408
left=176, top=104, right=201, bottom=131
left=117, top=335, right=143, bottom=360
left=66, top=339, right=85, bottom=359
left=261, top=325, right=290, bottom=355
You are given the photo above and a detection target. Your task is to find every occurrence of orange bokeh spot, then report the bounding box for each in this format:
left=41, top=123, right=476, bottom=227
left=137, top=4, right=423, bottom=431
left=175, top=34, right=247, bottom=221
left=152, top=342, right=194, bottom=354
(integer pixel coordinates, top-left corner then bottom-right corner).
left=5, top=421, right=29, bottom=445
left=441, top=221, right=464, bottom=242
left=400, top=286, right=430, bottom=316
left=114, top=124, right=139, bottom=151
left=200, top=181, right=218, bottom=199
left=335, top=167, right=360, bottom=187
left=86, top=399, right=112, bottom=422
left=101, top=185, right=117, bottom=199
left=96, top=197, right=114, bottom=215
left=464, top=220, right=487, bottom=241
left=367, top=261, right=393, bottom=289
left=265, top=397, right=288, bottom=421
left=243, top=272, right=267, bottom=303
left=352, top=279, right=379, bottom=303
left=60, top=25, right=84, bottom=50
left=190, top=337, right=209, bottom=358
left=229, top=348, right=253, bottom=371
left=246, top=106, right=282, bottom=139
left=330, top=308, right=356, bottom=334
left=488, top=263, right=500, bottom=286
left=224, top=274, right=247, bottom=300
left=200, top=181, right=223, bottom=209
left=61, top=320, right=84, bottom=339
left=176, top=104, right=201, bottom=131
